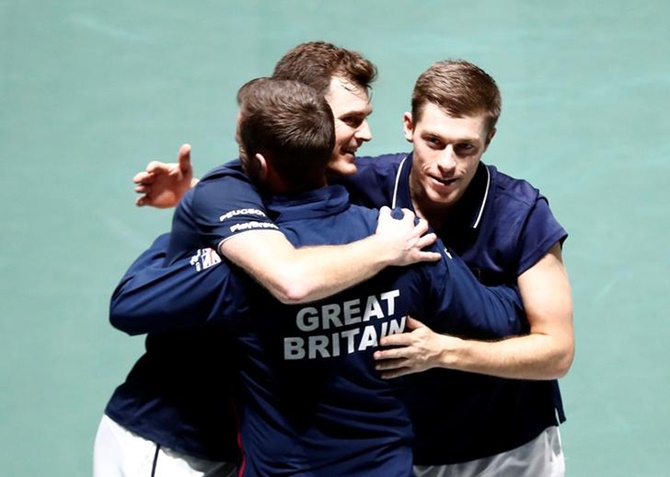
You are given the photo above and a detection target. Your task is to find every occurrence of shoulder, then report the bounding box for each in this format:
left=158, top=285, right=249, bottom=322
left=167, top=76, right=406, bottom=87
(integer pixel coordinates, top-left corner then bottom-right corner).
left=198, top=160, right=248, bottom=186
left=486, top=165, right=562, bottom=225
left=489, top=166, right=542, bottom=209
left=192, top=160, right=263, bottom=209
left=486, top=165, right=568, bottom=273
left=347, top=203, right=380, bottom=231
left=354, top=153, right=408, bottom=177
left=334, top=153, right=410, bottom=208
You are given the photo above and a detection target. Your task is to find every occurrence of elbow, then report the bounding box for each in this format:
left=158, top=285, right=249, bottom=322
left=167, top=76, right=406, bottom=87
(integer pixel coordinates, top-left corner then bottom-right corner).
left=272, top=282, right=313, bottom=305
left=551, top=341, right=575, bottom=379
left=109, top=298, right=142, bottom=336
left=552, top=359, right=571, bottom=379
left=268, top=268, right=316, bottom=305
left=109, top=315, right=139, bottom=336
left=558, top=346, right=575, bottom=378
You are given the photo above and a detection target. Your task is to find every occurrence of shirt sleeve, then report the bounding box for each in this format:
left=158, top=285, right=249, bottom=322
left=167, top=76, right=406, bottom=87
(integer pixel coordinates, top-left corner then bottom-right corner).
left=516, top=197, right=568, bottom=275
left=110, top=234, right=250, bottom=336
left=190, top=167, right=280, bottom=251
left=417, top=241, right=528, bottom=339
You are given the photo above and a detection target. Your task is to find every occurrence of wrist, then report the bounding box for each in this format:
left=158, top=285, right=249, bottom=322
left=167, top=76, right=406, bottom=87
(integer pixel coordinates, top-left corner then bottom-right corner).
left=366, top=233, right=397, bottom=268
left=437, top=335, right=466, bottom=370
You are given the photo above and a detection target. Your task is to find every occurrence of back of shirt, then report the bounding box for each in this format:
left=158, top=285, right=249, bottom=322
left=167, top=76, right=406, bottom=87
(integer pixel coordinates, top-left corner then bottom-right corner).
left=233, top=187, right=415, bottom=477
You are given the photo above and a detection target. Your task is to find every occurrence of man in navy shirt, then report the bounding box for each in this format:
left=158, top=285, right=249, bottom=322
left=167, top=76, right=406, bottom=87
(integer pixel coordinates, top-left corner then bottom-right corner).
left=115, top=77, right=527, bottom=476
left=127, top=49, right=574, bottom=475
left=348, top=61, right=571, bottom=475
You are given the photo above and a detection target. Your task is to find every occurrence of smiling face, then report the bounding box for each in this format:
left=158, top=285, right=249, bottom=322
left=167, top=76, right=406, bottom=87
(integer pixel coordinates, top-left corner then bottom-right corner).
left=405, top=102, right=495, bottom=220
left=323, top=76, right=373, bottom=176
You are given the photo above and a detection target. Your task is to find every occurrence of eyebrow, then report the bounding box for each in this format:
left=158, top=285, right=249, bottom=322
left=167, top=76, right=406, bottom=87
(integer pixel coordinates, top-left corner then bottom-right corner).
left=421, top=130, right=478, bottom=143
left=338, top=109, right=372, bottom=118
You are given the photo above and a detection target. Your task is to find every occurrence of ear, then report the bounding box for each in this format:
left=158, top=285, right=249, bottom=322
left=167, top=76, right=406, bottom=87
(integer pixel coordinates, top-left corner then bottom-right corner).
left=254, top=153, right=269, bottom=181
left=402, top=112, right=414, bottom=142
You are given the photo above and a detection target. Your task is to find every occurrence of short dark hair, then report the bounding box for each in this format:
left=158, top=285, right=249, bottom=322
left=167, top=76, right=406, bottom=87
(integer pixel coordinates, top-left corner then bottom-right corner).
left=412, top=60, right=502, bottom=133
left=272, top=41, right=377, bottom=97
left=238, top=78, right=335, bottom=191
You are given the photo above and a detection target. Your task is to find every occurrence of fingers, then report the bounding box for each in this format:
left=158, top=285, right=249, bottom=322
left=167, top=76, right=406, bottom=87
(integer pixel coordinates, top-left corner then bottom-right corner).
left=378, top=332, right=411, bottom=348
left=374, top=347, right=405, bottom=361
left=374, top=355, right=412, bottom=379
left=399, top=208, right=416, bottom=223
left=415, top=231, right=437, bottom=249
left=379, top=368, right=411, bottom=379
left=374, top=352, right=406, bottom=366
left=146, top=160, right=173, bottom=175
left=133, top=171, right=154, bottom=185
left=406, top=316, right=425, bottom=329
left=376, top=206, right=392, bottom=227
left=400, top=207, right=415, bottom=218
left=177, top=143, right=192, bottom=174
left=413, top=216, right=429, bottom=235
left=416, top=249, right=441, bottom=263
left=135, top=195, right=148, bottom=207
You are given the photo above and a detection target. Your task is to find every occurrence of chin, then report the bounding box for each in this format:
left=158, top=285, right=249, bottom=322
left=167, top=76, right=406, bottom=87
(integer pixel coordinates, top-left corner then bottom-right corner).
left=328, top=159, right=358, bottom=176
left=427, top=187, right=458, bottom=207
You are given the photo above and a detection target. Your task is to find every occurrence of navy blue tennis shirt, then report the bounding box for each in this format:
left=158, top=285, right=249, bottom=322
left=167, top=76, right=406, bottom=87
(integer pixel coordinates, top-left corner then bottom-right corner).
left=338, top=153, right=568, bottom=464
left=106, top=152, right=567, bottom=468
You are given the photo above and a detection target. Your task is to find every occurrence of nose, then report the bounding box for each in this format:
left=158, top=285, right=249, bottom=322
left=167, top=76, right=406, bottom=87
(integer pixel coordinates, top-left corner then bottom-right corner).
left=436, top=146, right=456, bottom=172
left=355, top=119, right=373, bottom=142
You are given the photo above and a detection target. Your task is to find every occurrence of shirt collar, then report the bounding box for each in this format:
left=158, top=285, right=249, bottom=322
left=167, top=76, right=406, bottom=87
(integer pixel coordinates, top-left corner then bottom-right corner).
left=266, top=185, right=350, bottom=223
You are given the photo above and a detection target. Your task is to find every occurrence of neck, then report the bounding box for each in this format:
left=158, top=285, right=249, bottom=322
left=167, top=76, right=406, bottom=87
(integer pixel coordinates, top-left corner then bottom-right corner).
left=413, top=199, right=451, bottom=230
left=409, top=171, right=452, bottom=230
left=268, top=173, right=328, bottom=196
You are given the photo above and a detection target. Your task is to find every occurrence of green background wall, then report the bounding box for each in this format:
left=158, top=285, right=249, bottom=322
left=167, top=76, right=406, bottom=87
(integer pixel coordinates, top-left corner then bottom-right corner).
left=2, top=1, right=669, bottom=475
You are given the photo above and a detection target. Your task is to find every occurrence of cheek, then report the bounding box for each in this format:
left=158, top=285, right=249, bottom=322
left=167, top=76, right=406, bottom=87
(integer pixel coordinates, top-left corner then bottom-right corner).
left=414, top=149, right=434, bottom=173
left=463, top=157, right=480, bottom=175
left=334, top=125, right=354, bottom=144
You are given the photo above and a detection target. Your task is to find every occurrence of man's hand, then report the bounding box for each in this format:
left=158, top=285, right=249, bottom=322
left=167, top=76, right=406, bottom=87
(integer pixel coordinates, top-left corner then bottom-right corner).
left=374, top=207, right=441, bottom=266
left=133, top=143, right=197, bottom=208
left=373, top=317, right=461, bottom=379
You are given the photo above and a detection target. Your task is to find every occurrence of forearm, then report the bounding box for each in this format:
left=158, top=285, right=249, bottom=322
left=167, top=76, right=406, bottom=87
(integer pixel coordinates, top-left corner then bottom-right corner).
left=283, top=234, right=411, bottom=302
left=375, top=243, right=574, bottom=381
left=109, top=232, right=244, bottom=335
left=221, top=208, right=439, bottom=305
left=445, top=243, right=575, bottom=380
left=110, top=257, right=231, bottom=335
left=436, top=332, right=573, bottom=380
left=222, top=231, right=398, bottom=304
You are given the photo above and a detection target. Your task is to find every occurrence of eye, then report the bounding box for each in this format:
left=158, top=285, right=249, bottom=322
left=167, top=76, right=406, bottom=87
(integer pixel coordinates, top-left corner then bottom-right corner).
left=341, top=115, right=364, bottom=128
left=425, top=136, right=444, bottom=149
left=455, top=143, right=475, bottom=154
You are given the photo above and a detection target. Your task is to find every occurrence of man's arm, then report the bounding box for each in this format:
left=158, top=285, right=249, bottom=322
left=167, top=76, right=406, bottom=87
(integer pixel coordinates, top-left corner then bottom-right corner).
left=110, top=207, right=439, bottom=335
left=110, top=236, right=248, bottom=335
left=219, top=207, right=440, bottom=304
left=374, top=242, right=574, bottom=380
left=132, top=147, right=441, bottom=305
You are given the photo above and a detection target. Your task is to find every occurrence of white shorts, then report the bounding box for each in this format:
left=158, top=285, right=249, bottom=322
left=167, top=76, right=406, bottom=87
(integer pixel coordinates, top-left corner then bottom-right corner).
left=93, top=414, right=238, bottom=477
left=413, top=426, right=565, bottom=477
